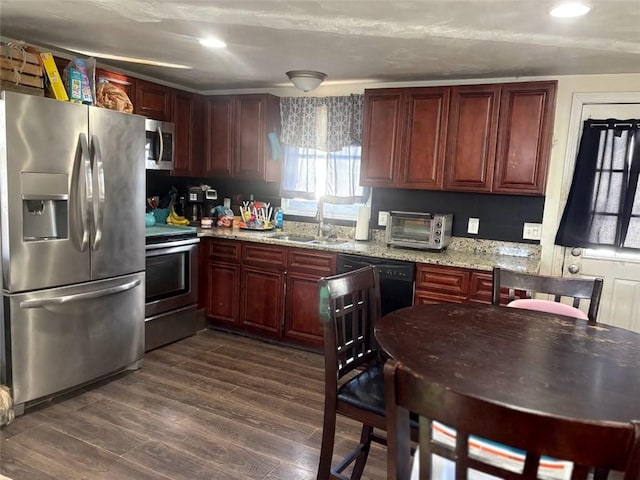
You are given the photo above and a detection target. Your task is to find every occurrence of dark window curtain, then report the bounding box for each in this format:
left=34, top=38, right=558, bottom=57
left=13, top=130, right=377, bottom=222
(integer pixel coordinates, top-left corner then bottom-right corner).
left=556, top=119, right=640, bottom=250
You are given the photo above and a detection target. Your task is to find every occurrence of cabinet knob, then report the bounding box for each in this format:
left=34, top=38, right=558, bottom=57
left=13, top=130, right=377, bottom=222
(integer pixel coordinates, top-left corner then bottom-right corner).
left=567, top=264, right=580, bottom=274
left=570, top=247, right=582, bottom=257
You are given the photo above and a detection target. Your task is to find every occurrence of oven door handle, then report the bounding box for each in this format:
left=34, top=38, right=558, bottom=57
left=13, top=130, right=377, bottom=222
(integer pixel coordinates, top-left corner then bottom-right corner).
left=145, top=238, right=200, bottom=250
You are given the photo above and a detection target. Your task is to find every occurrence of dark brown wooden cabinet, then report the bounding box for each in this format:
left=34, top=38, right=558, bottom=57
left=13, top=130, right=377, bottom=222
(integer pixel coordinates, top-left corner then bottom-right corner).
left=239, top=243, right=287, bottom=337
left=172, top=91, right=204, bottom=176
left=134, top=78, right=173, bottom=121
left=444, top=84, right=501, bottom=193
left=234, top=94, right=281, bottom=182
left=284, top=249, right=336, bottom=347
left=362, top=81, right=556, bottom=195
left=492, top=81, right=557, bottom=195
left=204, top=238, right=242, bottom=325
left=205, top=95, right=234, bottom=177
left=360, top=87, right=449, bottom=189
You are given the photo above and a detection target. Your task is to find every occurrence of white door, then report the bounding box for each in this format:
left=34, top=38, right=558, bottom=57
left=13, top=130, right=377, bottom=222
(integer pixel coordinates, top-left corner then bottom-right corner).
left=559, top=103, right=640, bottom=330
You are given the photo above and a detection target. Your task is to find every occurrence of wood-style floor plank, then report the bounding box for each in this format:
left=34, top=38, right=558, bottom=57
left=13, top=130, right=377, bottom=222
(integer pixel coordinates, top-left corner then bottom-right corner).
left=0, top=329, right=388, bottom=479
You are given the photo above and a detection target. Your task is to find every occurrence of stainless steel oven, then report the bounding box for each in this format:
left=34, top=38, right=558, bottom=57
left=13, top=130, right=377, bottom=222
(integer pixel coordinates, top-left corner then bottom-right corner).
left=145, top=235, right=199, bottom=351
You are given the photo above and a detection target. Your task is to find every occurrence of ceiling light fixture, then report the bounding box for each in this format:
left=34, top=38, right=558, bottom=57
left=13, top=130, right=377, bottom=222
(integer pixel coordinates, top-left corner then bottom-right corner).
left=199, top=38, right=226, bottom=49
left=549, top=2, right=591, bottom=17
left=286, top=70, right=327, bottom=92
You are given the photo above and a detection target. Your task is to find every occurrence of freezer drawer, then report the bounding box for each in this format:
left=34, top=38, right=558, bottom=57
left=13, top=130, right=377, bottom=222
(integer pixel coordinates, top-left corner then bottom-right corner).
left=3, top=272, right=145, bottom=408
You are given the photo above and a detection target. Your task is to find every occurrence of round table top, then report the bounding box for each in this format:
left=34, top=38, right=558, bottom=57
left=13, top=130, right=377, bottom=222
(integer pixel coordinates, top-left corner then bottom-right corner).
left=375, top=302, right=640, bottom=425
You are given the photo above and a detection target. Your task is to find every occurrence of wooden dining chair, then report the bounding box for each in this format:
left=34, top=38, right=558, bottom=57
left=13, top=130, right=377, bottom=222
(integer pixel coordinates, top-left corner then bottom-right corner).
left=317, top=265, right=386, bottom=480
left=384, top=358, right=640, bottom=480
left=492, top=266, right=604, bottom=322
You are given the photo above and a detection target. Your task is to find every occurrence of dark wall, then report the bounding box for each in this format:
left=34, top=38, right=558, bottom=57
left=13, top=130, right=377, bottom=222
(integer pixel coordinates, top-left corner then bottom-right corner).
left=148, top=172, right=545, bottom=243
left=371, top=188, right=545, bottom=243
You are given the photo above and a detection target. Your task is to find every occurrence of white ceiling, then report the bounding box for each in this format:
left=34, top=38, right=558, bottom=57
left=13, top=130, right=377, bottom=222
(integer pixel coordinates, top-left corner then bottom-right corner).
left=1, top=0, right=639, bottom=92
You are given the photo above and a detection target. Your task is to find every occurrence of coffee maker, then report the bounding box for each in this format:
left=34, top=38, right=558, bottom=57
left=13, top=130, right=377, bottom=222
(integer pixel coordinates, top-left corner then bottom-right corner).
left=186, top=186, right=204, bottom=224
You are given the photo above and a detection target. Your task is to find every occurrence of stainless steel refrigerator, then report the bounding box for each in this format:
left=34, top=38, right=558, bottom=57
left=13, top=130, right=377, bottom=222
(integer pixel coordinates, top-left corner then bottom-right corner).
left=0, top=91, right=146, bottom=414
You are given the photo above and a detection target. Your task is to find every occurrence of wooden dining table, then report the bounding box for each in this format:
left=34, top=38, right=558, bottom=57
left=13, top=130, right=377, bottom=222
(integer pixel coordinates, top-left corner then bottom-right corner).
left=374, top=302, right=640, bottom=425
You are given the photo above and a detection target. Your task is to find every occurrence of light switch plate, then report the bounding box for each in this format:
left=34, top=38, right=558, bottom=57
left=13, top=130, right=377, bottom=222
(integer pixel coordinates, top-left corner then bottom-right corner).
left=467, top=217, right=479, bottom=235
left=523, top=222, right=542, bottom=240
left=378, top=211, right=389, bottom=226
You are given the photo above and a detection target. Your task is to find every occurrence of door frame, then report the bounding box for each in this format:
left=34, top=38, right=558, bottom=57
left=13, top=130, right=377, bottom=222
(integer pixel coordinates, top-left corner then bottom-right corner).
left=549, top=91, right=640, bottom=277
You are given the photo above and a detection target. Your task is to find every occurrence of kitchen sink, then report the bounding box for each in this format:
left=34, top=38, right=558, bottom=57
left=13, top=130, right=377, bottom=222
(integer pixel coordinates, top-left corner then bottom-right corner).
left=267, top=233, right=351, bottom=245
left=267, top=233, right=317, bottom=243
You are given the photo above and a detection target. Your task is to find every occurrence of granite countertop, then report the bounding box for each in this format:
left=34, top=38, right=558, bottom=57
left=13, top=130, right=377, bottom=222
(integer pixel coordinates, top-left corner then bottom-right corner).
left=197, top=227, right=540, bottom=273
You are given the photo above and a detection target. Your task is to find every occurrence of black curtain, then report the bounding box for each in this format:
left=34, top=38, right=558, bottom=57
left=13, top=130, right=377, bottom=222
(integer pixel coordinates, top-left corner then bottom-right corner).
left=556, top=119, right=640, bottom=250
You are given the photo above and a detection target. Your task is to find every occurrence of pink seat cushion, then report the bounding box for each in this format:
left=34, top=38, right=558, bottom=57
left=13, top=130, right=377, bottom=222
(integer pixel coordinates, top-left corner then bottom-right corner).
left=507, top=298, right=588, bottom=320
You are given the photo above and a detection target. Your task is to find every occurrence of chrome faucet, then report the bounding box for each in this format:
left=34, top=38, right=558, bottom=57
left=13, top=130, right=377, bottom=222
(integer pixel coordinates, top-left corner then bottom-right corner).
left=316, top=197, right=333, bottom=238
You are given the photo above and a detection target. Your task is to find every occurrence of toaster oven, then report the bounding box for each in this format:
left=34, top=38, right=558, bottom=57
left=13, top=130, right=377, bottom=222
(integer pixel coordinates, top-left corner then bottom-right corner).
left=385, top=211, right=453, bottom=250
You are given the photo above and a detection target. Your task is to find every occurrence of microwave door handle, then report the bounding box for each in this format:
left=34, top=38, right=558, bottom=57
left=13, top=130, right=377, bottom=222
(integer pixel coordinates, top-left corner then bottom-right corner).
left=156, top=126, right=163, bottom=164
left=77, top=133, right=92, bottom=252
left=91, top=135, right=105, bottom=251
left=19, top=278, right=141, bottom=309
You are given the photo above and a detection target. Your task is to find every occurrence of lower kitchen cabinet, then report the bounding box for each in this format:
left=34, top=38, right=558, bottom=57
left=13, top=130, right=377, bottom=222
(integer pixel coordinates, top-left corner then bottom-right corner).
left=284, top=248, right=336, bottom=348
left=415, top=263, right=521, bottom=305
left=207, top=262, right=240, bottom=325
left=202, top=239, right=334, bottom=348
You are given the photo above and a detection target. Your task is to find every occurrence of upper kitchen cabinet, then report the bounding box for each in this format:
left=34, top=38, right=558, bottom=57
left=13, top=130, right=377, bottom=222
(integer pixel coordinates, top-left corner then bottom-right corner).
left=134, top=79, right=173, bottom=121
left=360, top=87, right=453, bottom=189
left=444, top=81, right=556, bottom=195
left=204, top=94, right=281, bottom=182
left=443, top=84, right=501, bottom=193
left=234, top=94, right=281, bottom=182
left=205, top=95, right=234, bottom=178
left=492, top=81, right=557, bottom=195
left=172, top=92, right=205, bottom=177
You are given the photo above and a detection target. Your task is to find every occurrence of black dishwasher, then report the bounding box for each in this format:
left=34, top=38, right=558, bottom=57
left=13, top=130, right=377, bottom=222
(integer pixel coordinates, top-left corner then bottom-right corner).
left=337, top=254, right=415, bottom=316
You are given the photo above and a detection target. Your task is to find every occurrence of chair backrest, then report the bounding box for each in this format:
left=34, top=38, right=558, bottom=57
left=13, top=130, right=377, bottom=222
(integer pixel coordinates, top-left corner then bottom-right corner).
left=319, top=265, right=382, bottom=385
left=492, top=266, right=604, bottom=322
left=384, top=359, right=640, bottom=480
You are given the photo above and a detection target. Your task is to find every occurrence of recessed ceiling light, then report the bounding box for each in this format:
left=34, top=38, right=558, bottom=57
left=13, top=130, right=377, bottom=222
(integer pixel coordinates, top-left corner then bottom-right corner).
left=199, top=38, right=226, bottom=49
left=549, top=2, right=591, bottom=17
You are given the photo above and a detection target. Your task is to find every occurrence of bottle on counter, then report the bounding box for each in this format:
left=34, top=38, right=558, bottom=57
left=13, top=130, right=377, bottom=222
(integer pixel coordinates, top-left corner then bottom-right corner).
left=274, top=207, right=284, bottom=231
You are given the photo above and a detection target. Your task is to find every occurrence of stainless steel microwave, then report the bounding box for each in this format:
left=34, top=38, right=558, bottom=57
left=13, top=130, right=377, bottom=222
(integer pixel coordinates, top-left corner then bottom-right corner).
left=386, top=211, right=453, bottom=250
left=145, top=118, right=175, bottom=170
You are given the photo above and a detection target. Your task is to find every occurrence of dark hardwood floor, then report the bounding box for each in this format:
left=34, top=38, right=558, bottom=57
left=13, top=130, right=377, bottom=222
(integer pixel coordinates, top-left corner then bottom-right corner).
left=0, top=330, right=387, bottom=479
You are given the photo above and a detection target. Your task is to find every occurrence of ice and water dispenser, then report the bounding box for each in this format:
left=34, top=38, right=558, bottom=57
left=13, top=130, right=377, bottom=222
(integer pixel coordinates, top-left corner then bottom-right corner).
left=21, top=172, right=68, bottom=241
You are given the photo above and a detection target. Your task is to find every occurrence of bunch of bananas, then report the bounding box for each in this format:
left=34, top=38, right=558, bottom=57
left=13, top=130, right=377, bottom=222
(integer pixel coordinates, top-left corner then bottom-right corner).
left=166, top=206, right=190, bottom=226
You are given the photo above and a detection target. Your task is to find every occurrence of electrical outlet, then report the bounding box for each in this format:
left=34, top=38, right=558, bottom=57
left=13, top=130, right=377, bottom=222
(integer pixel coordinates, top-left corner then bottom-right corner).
left=378, top=211, right=389, bottom=226
left=467, top=217, right=479, bottom=235
left=523, top=222, right=542, bottom=240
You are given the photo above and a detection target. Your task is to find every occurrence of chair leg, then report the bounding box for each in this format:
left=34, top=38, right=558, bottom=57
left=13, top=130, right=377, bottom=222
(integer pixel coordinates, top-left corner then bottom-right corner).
left=317, top=406, right=337, bottom=480
left=350, top=425, right=373, bottom=480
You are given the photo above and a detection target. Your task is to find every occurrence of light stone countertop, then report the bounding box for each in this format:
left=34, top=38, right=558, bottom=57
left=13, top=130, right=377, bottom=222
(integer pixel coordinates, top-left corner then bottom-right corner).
left=197, top=226, right=540, bottom=273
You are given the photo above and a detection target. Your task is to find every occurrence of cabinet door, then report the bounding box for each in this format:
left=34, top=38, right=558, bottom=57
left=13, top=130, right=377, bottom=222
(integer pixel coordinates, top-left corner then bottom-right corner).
left=205, top=96, right=234, bottom=177
left=415, top=264, right=469, bottom=304
left=95, top=68, right=135, bottom=102
left=493, top=81, right=557, bottom=195
left=234, top=95, right=266, bottom=180
left=468, top=271, right=495, bottom=304
left=134, top=79, right=173, bottom=121
left=240, top=266, right=284, bottom=336
left=172, top=91, right=199, bottom=176
left=444, top=84, right=500, bottom=192
left=284, top=271, right=324, bottom=347
left=398, top=87, right=449, bottom=189
left=207, top=262, right=240, bottom=325
left=360, top=89, right=404, bottom=187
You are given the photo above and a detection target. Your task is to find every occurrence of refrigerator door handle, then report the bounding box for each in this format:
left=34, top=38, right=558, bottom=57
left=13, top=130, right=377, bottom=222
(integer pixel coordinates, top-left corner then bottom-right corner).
left=78, top=133, right=93, bottom=252
left=156, top=126, right=163, bottom=164
left=19, top=278, right=141, bottom=309
left=91, top=135, right=105, bottom=251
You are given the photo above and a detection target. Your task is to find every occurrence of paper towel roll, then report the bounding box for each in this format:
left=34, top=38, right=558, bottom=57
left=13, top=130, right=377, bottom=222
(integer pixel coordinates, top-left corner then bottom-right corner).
left=355, top=206, right=370, bottom=241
